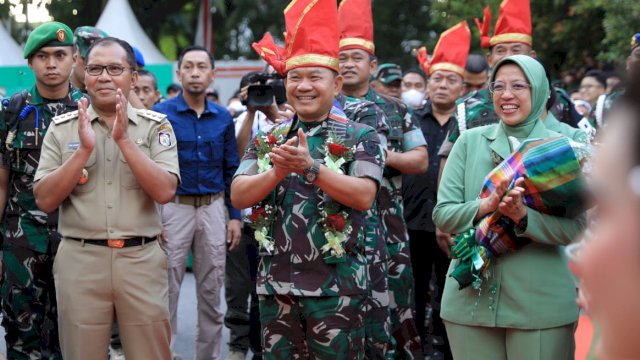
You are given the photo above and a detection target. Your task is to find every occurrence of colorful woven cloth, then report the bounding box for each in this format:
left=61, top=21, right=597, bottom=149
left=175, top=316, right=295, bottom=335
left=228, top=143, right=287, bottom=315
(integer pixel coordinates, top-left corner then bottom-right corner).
left=450, top=136, right=590, bottom=289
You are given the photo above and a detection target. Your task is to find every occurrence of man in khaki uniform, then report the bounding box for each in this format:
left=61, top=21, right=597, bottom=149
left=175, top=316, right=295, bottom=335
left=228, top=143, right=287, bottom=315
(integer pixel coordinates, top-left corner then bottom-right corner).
left=33, top=37, right=180, bottom=360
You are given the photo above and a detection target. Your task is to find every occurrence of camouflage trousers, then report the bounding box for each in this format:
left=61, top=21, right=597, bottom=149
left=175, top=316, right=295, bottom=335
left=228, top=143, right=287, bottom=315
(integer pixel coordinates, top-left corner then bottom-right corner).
left=363, top=220, right=391, bottom=359
left=387, top=241, right=422, bottom=359
left=1, top=243, right=62, bottom=359
left=259, top=294, right=366, bottom=360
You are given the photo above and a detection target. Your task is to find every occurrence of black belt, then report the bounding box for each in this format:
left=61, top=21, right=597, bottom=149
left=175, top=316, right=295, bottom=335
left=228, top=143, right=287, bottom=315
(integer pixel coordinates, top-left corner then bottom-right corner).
left=67, top=236, right=157, bottom=248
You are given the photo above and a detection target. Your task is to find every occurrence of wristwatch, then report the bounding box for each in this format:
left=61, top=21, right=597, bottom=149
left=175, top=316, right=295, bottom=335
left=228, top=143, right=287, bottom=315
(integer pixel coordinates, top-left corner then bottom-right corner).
left=303, top=159, right=321, bottom=183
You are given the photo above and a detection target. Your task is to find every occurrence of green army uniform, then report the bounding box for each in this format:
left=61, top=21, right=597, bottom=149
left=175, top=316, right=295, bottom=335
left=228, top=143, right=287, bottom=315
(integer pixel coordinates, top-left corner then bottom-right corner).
left=0, top=84, right=84, bottom=359
left=235, top=105, right=385, bottom=360
left=339, top=93, right=392, bottom=358
left=364, top=88, right=427, bottom=358
left=0, top=21, right=78, bottom=359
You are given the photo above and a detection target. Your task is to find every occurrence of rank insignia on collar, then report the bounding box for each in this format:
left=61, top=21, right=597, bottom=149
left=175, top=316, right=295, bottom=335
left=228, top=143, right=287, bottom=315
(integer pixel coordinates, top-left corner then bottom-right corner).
left=159, top=131, right=172, bottom=147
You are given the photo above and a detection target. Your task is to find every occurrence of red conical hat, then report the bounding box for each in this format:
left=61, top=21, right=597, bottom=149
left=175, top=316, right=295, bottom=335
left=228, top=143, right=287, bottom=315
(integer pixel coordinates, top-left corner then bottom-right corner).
left=283, top=0, right=340, bottom=73
left=338, top=0, right=375, bottom=55
left=251, top=32, right=286, bottom=75
left=417, top=21, right=470, bottom=77
left=476, top=0, right=532, bottom=49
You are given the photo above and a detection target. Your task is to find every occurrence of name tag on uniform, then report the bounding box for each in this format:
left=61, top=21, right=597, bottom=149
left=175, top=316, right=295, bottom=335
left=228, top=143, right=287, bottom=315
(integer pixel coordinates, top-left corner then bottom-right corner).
left=67, top=141, right=80, bottom=150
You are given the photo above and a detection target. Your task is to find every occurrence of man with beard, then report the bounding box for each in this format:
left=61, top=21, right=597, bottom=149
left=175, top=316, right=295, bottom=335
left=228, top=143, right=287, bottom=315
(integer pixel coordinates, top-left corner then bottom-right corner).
left=153, top=45, right=242, bottom=360
left=0, top=21, right=83, bottom=359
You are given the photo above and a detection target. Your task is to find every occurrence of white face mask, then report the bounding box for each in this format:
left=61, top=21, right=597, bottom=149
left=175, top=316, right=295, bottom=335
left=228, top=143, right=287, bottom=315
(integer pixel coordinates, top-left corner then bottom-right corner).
left=401, top=89, right=425, bottom=108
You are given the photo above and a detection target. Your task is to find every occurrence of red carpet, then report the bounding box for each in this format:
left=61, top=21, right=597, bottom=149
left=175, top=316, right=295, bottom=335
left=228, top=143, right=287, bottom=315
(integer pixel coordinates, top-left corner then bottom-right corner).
left=575, top=315, right=594, bottom=360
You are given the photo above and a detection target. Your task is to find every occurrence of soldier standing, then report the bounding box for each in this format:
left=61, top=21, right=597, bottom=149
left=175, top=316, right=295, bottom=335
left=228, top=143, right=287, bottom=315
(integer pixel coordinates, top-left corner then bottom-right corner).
left=338, top=0, right=428, bottom=358
left=231, top=0, right=385, bottom=358
left=0, top=21, right=83, bottom=359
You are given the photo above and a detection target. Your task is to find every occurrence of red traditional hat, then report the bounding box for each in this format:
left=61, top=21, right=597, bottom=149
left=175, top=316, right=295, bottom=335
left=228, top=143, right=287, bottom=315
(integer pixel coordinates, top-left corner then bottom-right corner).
left=416, top=21, right=470, bottom=77
left=338, top=0, right=375, bottom=55
left=251, top=32, right=286, bottom=75
left=282, top=0, right=340, bottom=73
left=476, top=0, right=532, bottom=49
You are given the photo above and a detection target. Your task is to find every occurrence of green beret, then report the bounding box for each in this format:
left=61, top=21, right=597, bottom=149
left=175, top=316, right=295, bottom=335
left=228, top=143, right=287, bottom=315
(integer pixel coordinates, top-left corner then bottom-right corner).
left=23, top=21, right=74, bottom=59
left=74, top=26, right=108, bottom=58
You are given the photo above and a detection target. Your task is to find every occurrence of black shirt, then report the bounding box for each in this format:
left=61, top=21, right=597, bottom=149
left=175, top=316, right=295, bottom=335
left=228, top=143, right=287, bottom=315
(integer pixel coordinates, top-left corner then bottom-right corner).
left=403, top=101, right=454, bottom=232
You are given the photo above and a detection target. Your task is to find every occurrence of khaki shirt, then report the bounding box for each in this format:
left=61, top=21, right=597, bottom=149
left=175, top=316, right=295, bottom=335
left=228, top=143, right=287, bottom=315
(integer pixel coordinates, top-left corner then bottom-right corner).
left=35, top=104, right=180, bottom=239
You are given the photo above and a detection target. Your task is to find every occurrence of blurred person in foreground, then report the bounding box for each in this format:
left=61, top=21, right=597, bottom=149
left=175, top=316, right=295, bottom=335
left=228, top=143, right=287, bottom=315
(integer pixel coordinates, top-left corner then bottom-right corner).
left=570, top=63, right=640, bottom=360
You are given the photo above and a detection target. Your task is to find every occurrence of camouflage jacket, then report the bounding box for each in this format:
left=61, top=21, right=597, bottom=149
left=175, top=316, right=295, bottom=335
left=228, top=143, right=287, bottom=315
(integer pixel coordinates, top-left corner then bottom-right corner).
left=235, top=105, right=385, bottom=296
left=364, top=88, right=427, bottom=245
left=338, top=93, right=390, bottom=263
left=0, top=85, right=85, bottom=252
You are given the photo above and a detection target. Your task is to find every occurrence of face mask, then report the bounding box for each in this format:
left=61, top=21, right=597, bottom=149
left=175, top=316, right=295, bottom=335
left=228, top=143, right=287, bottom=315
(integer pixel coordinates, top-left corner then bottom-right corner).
left=401, top=89, right=425, bottom=108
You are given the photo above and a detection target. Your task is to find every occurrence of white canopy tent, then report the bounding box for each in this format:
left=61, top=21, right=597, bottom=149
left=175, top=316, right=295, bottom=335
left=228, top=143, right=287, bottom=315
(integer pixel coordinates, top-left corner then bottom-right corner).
left=0, top=22, right=25, bottom=66
left=95, top=0, right=167, bottom=64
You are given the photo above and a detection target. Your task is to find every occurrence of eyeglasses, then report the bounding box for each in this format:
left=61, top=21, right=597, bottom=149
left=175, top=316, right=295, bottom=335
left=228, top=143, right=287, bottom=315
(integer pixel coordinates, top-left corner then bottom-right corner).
left=489, top=81, right=531, bottom=94
left=85, top=64, right=133, bottom=76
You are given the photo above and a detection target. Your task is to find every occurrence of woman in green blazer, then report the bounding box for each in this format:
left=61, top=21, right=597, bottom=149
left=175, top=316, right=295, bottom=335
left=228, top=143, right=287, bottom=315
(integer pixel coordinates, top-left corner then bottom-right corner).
left=433, top=55, right=585, bottom=360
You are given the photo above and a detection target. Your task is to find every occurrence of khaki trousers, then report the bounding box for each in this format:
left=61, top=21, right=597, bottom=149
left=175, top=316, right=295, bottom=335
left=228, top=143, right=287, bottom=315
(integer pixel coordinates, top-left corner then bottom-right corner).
left=444, top=321, right=576, bottom=360
left=53, top=238, right=171, bottom=360
left=162, top=196, right=227, bottom=360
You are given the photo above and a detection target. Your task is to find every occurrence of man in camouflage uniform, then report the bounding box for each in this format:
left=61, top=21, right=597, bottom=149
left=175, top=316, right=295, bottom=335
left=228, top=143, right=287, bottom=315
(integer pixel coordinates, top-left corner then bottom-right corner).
left=0, top=21, right=82, bottom=359
left=232, top=2, right=384, bottom=359
left=337, top=93, right=391, bottom=358
left=338, top=1, right=428, bottom=358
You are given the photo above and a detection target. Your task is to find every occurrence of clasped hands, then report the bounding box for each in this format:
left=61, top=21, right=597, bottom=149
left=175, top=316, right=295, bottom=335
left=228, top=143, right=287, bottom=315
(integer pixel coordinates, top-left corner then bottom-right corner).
left=77, top=88, right=130, bottom=153
left=478, top=175, right=528, bottom=223
left=269, top=128, right=315, bottom=178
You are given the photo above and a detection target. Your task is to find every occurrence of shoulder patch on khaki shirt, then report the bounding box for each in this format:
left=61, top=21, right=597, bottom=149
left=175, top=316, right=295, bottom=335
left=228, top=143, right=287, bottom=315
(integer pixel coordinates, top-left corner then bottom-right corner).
left=52, top=110, right=78, bottom=124
left=137, top=109, right=167, bottom=123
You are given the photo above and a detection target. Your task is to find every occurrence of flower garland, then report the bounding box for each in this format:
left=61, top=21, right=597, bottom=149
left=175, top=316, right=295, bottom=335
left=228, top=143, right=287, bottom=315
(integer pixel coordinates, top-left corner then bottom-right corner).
left=248, top=204, right=276, bottom=254
left=246, top=130, right=286, bottom=253
left=247, top=128, right=355, bottom=261
left=323, top=132, right=355, bottom=175
left=318, top=131, right=355, bottom=261
left=254, top=130, right=286, bottom=173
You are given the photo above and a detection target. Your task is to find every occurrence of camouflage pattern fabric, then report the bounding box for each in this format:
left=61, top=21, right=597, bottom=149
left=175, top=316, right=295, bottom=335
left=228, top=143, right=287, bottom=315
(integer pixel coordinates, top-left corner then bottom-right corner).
left=387, top=241, right=422, bottom=359
left=1, top=244, right=62, bottom=359
left=364, top=88, right=426, bottom=359
left=235, top=105, right=385, bottom=297
left=339, top=94, right=392, bottom=358
left=259, top=294, right=366, bottom=360
left=0, top=85, right=84, bottom=252
left=0, top=84, right=83, bottom=358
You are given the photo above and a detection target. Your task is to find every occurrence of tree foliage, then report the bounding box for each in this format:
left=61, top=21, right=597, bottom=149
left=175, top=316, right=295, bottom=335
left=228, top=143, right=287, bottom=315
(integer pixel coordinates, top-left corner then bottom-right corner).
left=0, top=0, right=636, bottom=75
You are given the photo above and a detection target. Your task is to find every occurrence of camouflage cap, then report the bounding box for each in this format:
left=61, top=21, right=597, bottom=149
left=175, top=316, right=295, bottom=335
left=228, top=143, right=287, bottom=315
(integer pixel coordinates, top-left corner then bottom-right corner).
left=632, top=33, right=640, bottom=50
left=23, top=21, right=74, bottom=58
left=74, top=26, right=108, bottom=58
left=374, top=63, right=403, bottom=84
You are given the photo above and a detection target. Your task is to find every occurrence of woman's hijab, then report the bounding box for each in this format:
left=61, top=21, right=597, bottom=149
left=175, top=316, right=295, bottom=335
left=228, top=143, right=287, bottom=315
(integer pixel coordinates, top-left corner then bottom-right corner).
left=490, top=54, right=550, bottom=140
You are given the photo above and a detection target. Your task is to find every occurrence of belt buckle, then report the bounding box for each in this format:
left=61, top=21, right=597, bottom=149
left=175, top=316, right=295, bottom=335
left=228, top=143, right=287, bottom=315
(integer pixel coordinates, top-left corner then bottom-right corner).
left=108, top=239, right=125, bottom=248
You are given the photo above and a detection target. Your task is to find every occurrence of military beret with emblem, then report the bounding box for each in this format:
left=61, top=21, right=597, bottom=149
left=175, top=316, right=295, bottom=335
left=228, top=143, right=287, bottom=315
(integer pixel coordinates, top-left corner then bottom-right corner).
left=632, top=33, right=640, bottom=50
left=23, top=21, right=74, bottom=59
left=74, top=26, right=108, bottom=58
